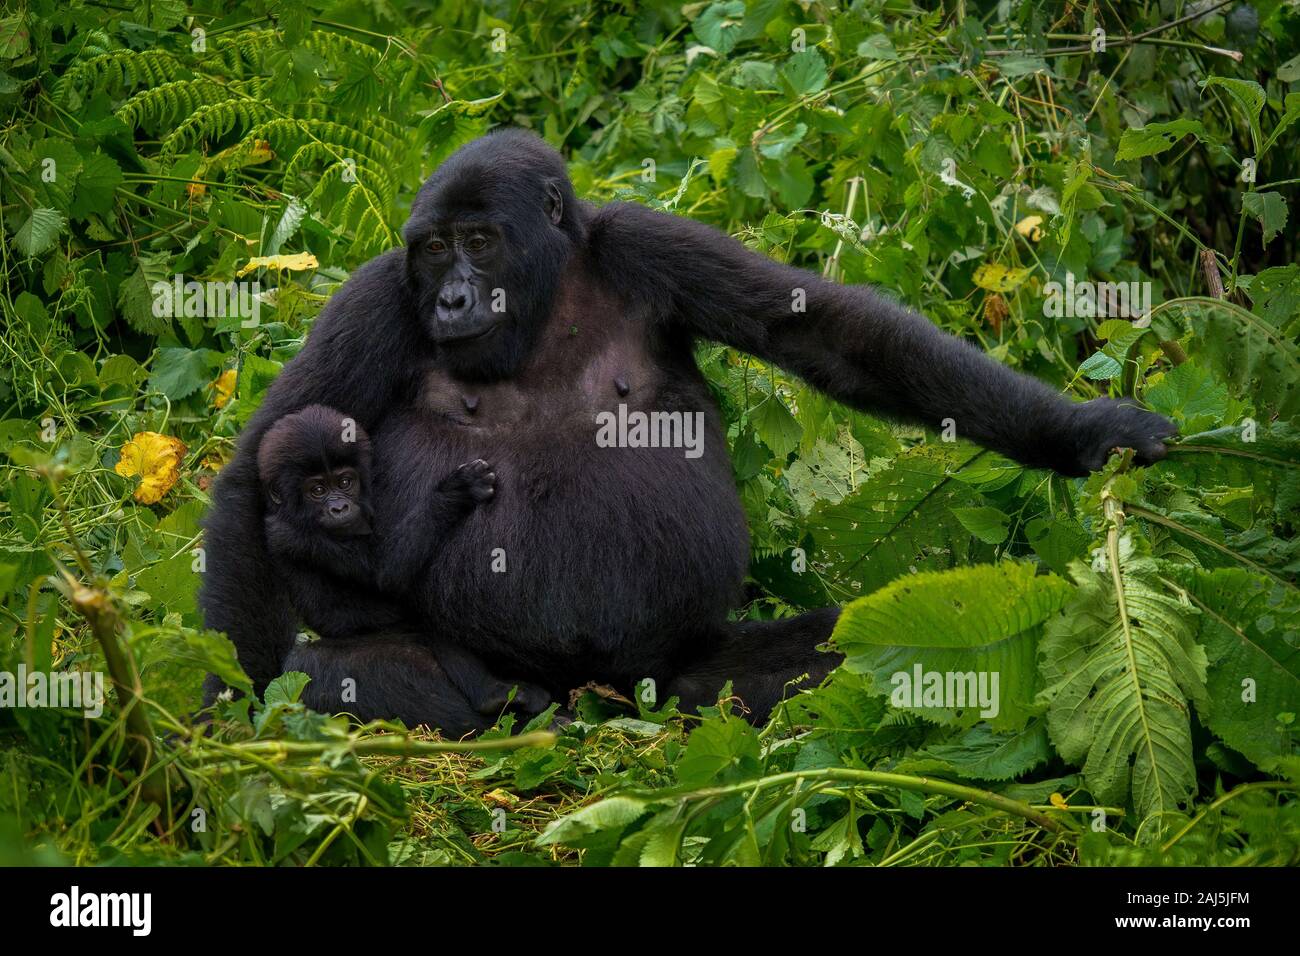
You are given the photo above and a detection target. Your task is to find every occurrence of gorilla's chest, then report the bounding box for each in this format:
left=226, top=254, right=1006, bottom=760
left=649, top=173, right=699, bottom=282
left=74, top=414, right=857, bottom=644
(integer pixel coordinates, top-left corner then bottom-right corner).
left=417, top=310, right=665, bottom=433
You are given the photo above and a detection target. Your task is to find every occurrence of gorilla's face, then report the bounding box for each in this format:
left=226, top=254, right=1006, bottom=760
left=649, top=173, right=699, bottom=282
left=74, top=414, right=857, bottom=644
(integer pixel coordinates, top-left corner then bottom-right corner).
left=403, top=130, right=582, bottom=382
left=411, top=222, right=506, bottom=348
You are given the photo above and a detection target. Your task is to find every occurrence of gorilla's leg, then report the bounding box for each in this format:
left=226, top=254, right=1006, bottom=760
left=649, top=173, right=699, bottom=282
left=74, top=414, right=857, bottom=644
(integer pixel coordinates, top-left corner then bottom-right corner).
left=426, top=637, right=553, bottom=716
left=668, top=607, right=843, bottom=723
left=282, top=634, right=491, bottom=737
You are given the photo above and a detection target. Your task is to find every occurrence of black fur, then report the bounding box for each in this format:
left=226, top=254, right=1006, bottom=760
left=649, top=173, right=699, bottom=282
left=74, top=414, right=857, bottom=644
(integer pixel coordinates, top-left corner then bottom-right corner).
left=256, top=405, right=549, bottom=725
left=202, top=128, right=1177, bottom=725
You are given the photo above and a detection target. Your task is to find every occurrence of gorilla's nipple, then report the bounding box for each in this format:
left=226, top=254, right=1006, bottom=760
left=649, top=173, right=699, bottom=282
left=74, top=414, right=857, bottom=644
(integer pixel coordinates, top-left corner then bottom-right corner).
left=614, top=377, right=630, bottom=397
left=462, top=395, right=480, bottom=414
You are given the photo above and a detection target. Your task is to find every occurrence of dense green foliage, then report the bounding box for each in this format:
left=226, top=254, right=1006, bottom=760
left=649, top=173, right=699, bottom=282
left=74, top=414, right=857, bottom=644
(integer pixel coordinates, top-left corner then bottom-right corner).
left=1, top=0, right=1298, bottom=866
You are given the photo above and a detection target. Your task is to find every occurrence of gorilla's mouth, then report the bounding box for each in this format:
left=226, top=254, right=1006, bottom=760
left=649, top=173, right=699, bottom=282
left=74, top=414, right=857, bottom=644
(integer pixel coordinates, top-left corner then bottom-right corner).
left=439, top=323, right=498, bottom=345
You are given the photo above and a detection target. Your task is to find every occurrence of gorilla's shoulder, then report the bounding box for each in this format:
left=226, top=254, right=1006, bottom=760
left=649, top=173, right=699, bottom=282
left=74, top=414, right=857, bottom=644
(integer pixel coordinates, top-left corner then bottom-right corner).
left=587, top=201, right=664, bottom=244
left=312, top=249, right=409, bottom=334
left=585, top=202, right=714, bottom=313
left=585, top=203, right=670, bottom=294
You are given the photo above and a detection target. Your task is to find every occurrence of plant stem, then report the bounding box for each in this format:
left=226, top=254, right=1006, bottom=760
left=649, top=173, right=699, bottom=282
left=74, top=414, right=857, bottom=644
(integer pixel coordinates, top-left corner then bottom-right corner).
left=648, top=768, right=1065, bottom=833
left=201, top=730, right=557, bottom=763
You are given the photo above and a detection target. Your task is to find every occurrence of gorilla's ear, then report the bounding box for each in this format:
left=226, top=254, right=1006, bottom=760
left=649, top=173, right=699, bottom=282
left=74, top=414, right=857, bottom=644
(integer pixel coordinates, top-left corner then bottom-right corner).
left=266, top=485, right=283, bottom=507
left=545, top=180, right=564, bottom=225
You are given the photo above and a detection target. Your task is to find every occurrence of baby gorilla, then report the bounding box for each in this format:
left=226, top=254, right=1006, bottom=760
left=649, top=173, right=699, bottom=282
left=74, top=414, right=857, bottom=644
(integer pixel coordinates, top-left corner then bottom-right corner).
left=257, top=405, right=548, bottom=729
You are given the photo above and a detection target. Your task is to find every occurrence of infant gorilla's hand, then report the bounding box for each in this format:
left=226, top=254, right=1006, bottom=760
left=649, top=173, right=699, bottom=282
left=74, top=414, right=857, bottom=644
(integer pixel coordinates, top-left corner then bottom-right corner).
left=440, top=458, right=496, bottom=504
left=1065, top=398, right=1178, bottom=476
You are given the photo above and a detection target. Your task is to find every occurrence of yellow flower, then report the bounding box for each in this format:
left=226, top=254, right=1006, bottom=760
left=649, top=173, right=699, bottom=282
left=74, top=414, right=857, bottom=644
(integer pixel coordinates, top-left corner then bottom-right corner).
left=1049, top=792, right=1069, bottom=810
left=236, top=252, right=319, bottom=277
left=1014, top=215, right=1044, bottom=242
left=211, top=369, right=237, bottom=409
left=115, top=432, right=187, bottom=505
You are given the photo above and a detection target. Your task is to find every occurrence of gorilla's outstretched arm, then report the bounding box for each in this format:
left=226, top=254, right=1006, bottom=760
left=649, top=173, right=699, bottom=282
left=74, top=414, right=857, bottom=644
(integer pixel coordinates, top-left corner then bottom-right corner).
left=200, top=251, right=425, bottom=702
left=588, top=203, right=1175, bottom=477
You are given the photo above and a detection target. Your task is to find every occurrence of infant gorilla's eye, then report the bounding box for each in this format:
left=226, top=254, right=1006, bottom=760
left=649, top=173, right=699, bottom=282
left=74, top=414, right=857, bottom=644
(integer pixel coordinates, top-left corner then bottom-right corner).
left=337, top=475, right=352, bottom=490
left=466, top=235, right=488, bottom=252
left=308, top=483, right=327, bottom=499
left=428, top=239, right=447, bottom=254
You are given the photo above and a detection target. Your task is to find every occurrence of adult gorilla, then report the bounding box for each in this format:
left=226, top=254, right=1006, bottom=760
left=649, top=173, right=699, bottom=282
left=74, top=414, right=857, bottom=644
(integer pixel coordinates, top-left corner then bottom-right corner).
left=201, top=129, right=1175, bottom=722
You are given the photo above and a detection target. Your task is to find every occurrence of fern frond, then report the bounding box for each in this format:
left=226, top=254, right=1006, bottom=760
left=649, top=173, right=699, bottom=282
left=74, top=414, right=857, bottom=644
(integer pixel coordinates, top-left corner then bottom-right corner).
left=61, top=49, right=189, bottom=101
left=246, top=117, right=401, bottom=170
left=116, top=78, right=232, bottom=130
left=161, top=99, right=275, bottom=161
left=303, top=30, right=386, bottom=68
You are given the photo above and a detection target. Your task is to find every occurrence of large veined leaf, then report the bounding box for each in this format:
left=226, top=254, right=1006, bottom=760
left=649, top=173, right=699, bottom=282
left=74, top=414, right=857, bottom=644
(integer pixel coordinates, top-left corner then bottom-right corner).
left=895, top=721, right=1054, bottom=781
left=1039, top=539, right=1207, bottom=832
left=1163, top=566, right=1300, bottom=768
left=812, top=442, right=986, bottom=599
left=1161, top=422, right=1300, bottom=526
left=1149, top=297, right=1300, bottom=420
left=830, top=561, right=1074, bottom=730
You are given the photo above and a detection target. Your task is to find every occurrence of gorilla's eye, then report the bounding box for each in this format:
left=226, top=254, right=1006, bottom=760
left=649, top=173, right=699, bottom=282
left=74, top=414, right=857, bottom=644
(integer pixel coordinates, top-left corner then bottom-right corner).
left=466, top=235, right=488, bottom=253
left=428, top=239, right=448, bottom=254
left=337, top=474, right=353, bottom=490
left=308, top=482, right=327, bottom=500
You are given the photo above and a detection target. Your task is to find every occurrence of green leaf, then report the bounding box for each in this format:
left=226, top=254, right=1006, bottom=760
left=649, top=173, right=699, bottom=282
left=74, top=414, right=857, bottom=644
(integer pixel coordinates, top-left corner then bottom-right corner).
left=749, top=394, right=802, bottom=459
left=0, top=16, right=30, bottom=58
left=1150, top=297, right=1300, bottom=420
left=161, top=628, right=253, bottom=697
left=12, top=207, right=65, bottom=257
left=135, top=550, right=199, bottom=618
left=1097, top=318, right=1149, bottom=359
left=1115, top=120, right=1209, bottom=161
left=1144, top=360, right=1230, bottom=434
left=691, top=1, right=746, bottom=55
left=69, top=151, right=123, bottom=219
left=781, top=49, right=827, bottom=96
left=1078, top=351, right=1122, bottom=380
left=1039, top=540, right=1206, bottom=832
left=897, top=722, right=1053, bottom=781
left=814, top=443, right=985, bottom=598
left=536, top=796, right=651, bottom=846
left=765, top=153, right=814, bottom=208
left=675, top=716, right=762, bottom=788
left=997, top=55, right=1049, bottom=78
left=1241, top=191, right=1288, bottom=245
left=1165, top=567, right=1300, bottom=768
left=856, top=34, right=900, bottom=61
left=1027, top=516, right=1091, bottom=577
left=117, top=260, right=171, bottom=336
left=951, top=505, right=1010, bottom=544
left=264, top=671, right=311, bottom=708
left=1202, top=77, right=1265, bottom=148
left=148, top=347, right=221, bottom=400
left=832, top=561, right=1073, bottom=729
left=1262, top=92, right=1300, bottom=154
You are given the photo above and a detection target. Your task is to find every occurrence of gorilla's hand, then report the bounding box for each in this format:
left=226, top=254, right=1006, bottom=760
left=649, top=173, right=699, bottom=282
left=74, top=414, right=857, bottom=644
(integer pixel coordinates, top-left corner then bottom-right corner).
left=439, top=458, right=497, bottom=504
left=1067, top=398, right=1178, bottom=476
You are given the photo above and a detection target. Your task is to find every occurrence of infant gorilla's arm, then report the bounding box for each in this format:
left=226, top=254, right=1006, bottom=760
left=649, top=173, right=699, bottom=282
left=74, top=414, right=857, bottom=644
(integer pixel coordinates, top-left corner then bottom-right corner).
left=372, top=457, right=496, bottom=594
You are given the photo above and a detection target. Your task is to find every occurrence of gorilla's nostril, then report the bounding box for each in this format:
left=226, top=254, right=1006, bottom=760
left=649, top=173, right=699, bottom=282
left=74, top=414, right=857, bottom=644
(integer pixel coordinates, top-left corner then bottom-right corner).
left=329, top=501, right=349, bottom=516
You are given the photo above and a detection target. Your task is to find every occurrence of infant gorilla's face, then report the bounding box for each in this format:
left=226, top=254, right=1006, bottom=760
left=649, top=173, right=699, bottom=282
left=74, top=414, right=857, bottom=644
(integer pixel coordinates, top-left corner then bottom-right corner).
left=301, top=465, right=370, bottom=537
